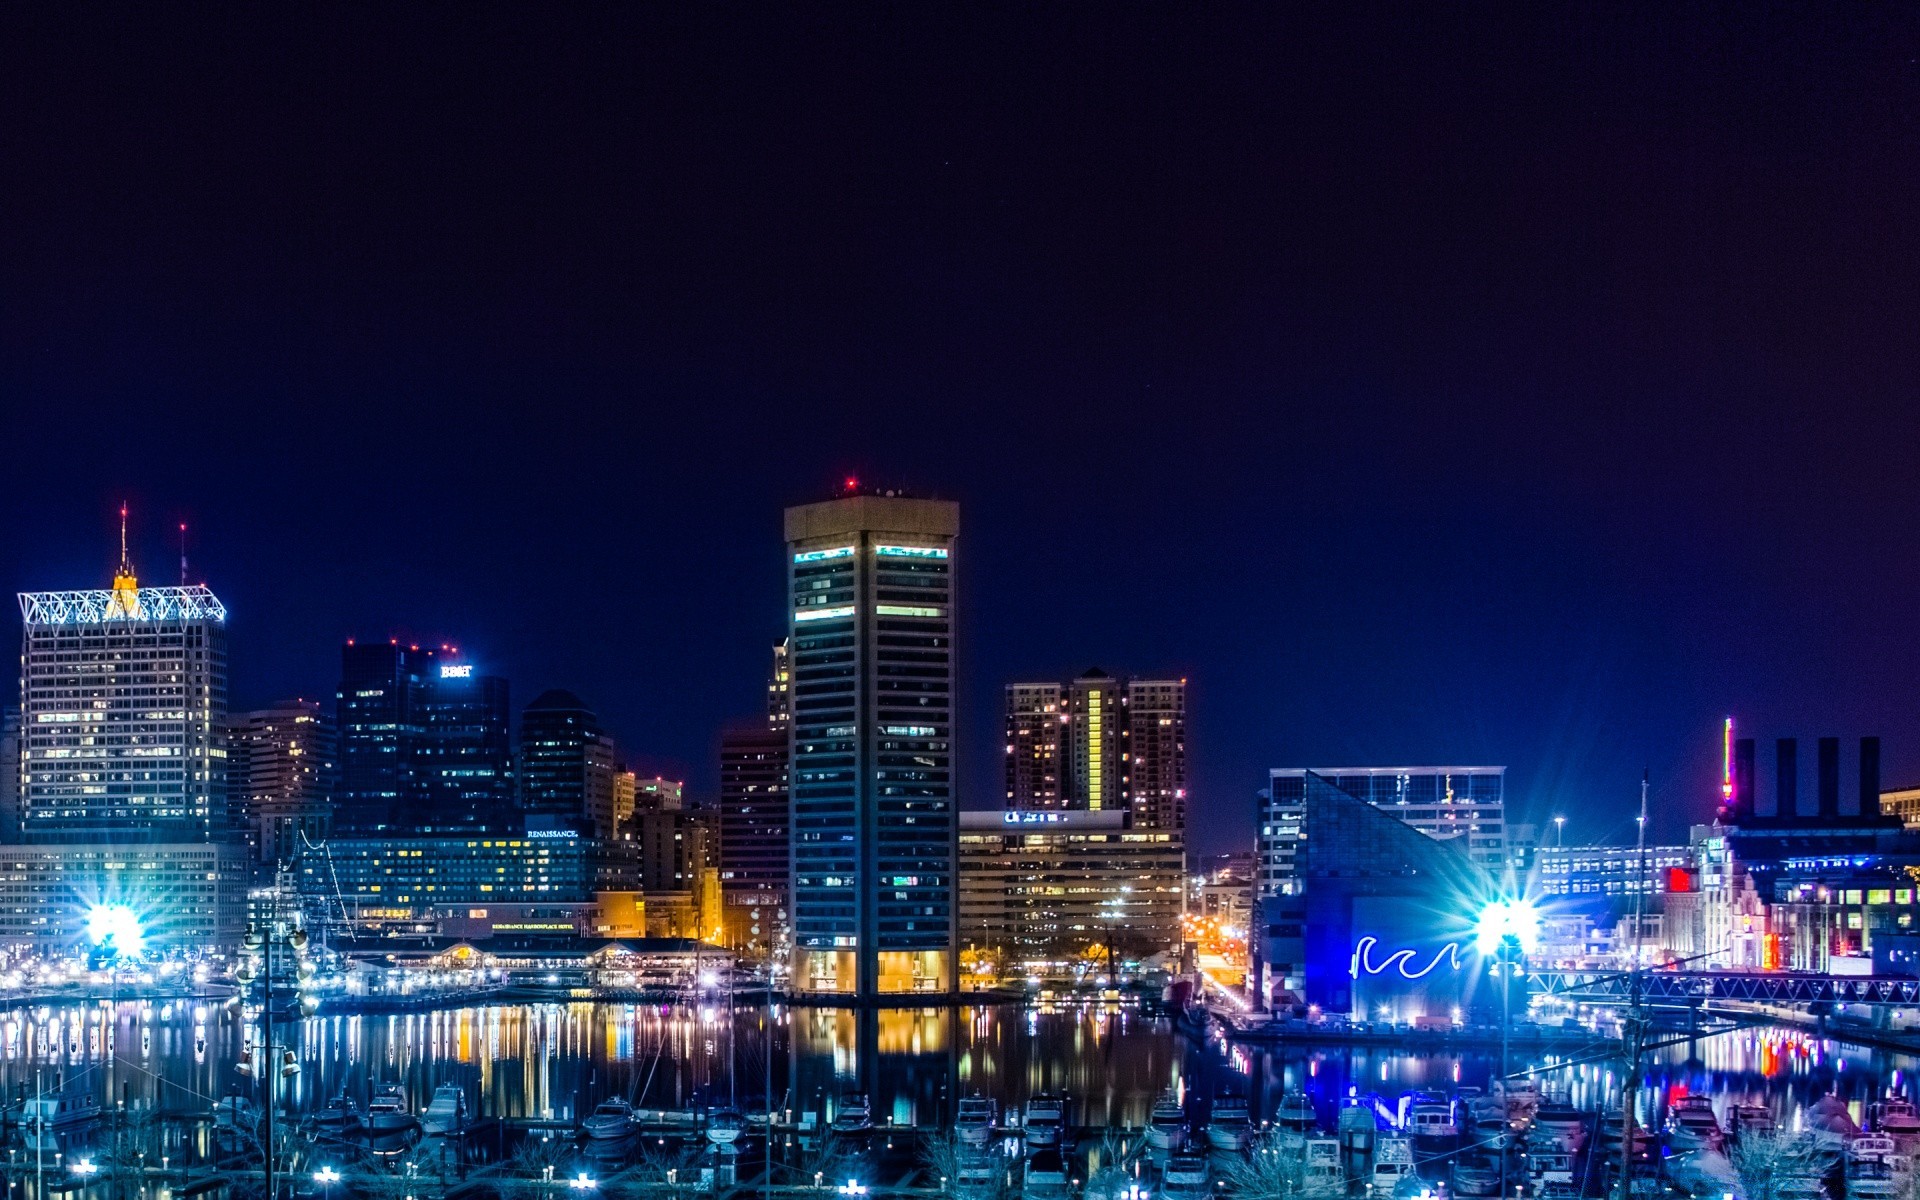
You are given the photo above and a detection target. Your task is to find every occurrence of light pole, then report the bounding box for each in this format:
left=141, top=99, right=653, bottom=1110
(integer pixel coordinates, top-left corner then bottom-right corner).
left=236, top=905, right=309, bottom=1200
left=1553, top=816, right=1565, bottom=848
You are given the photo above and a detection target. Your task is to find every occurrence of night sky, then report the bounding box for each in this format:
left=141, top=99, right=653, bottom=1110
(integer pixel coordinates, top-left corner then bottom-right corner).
left=6, top=7, right=1920, bottom=855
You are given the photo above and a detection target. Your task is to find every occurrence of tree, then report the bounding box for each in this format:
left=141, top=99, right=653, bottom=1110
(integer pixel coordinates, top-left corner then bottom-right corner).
left=1729, top=1131, right=1839, bottom=1200
left=1219, top=1132, right=1308, bottom=1200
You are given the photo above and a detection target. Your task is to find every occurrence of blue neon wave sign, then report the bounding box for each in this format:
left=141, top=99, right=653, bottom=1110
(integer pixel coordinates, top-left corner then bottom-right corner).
left=1348, top=936, right=1463, bottom=980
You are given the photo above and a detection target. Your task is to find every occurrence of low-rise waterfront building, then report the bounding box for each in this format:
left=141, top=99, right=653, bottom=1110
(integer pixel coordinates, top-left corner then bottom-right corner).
left=957, top=808, right=1183, bottom=981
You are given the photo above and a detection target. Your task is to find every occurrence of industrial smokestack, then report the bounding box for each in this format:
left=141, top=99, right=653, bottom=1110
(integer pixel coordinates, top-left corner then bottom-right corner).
left=1818, top=737, right=1840, bottom=822
left=1776, top=738, right=1798, bottom=822
left=1862, top=737, right=1883, bottom=820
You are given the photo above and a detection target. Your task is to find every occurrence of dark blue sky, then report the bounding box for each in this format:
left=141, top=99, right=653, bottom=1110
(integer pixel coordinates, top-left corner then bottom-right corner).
left=5, top=6, right=1920, bottom=854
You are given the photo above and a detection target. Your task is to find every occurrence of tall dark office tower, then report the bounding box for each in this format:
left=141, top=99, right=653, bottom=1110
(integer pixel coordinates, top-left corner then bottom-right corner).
left=419, top=663, right=514, bottom=833
left=1004, top=683, right=1064, bottom=809
left=1125, top=678, right=1188, bottom=831
left=335, top=642, right=434, bottom=835
left=0, top=708, right=19, bottom=841
left=227, top=699, right=335, bottom=871
left=719, top=720, right=790, bottom=956
left=519, top=690, right=619, bottom=838
left=786, top=489, right=959, bottom=999
left=17, top=529, right=228, bottom=842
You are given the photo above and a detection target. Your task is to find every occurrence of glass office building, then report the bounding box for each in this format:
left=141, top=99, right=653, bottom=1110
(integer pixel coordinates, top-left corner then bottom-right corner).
left=786, top=491, right=959, bottom=999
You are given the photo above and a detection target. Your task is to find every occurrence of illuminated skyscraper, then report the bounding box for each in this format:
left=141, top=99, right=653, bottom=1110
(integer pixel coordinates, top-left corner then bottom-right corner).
left=1004, top=683, right=1064, bottom=809
left=335, top=641, right=513, bottom=835
left=227, top=698, right=335, bottom=870
left=786, top=489, right=959, bottom=999
left=7, top=515, right=246, bottom=950
left=16, top=523, right=228, bottom=842
left=520, top=690, right=619, bottom=838
left=768, top=639, right=791, bottom=727
left=1003, top=672, right=1187, bottom=829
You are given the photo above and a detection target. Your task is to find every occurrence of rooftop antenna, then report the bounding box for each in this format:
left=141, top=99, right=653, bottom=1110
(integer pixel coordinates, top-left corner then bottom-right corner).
left=179, top=523, right=189, bottom=586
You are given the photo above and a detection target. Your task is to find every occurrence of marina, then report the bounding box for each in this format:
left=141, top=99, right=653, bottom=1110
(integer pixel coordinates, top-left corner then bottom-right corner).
left=0, top=999, right=1909, bottom=1197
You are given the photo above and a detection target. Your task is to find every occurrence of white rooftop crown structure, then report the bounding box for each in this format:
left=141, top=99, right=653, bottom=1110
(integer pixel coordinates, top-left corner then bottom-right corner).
left=18, top=585, right=227, bottom=626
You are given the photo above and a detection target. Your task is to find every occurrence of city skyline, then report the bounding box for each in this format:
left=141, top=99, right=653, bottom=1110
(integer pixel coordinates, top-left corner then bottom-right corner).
left=10, top=8, right=1920, bottom=860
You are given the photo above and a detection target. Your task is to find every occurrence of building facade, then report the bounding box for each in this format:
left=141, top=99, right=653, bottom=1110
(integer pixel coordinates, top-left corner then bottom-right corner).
left=1004, top=672, right=1187, bottom=831
left=519, top=689, right=619, bottom=838
left=957, top=809, right=1184, bottom=978
left=786, top=491, right=959, bottom=999
left=11, top=535, right=245, bottom=950
left=227, top=698, right=335, bottom=873
left=719, top=722, right=790, bottom=957
left=335, top=642, right=514, bottom=836
left=1535, top=842, right=1691, bottom=899
left=1261, top=766, right=1506, bottom=898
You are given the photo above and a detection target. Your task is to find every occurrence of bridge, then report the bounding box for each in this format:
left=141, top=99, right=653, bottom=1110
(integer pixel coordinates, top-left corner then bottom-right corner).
left=1530, top=968, right=1920, bottom=1007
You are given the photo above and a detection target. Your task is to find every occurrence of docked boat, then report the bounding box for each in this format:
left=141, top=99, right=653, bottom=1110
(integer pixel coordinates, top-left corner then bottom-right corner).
left=707, top=1109, right=746, bottom=1145
left=1669, top=1105, right=1724, bottom=1152
left=1853, top=1135, right=1900, bottom=1164
left=1302, top=1137, right=1344, bottom=1199
left=1531, top=1105, right=1588, bottom=1152
left=1524, top=1147, right=1575, bottom=1192
left=1471, top=1117, right=1509, bottom=1152
left=956, top=1153, right=1001, bottom=1197
left=1368, top=1137, right=1414, bottom=1199
left=1277, top=1090, right=1317, bottom=1133
left=831, top=1093, right=873, bottom=1134
left=1147, top=1092, right=1187, bottom=1150
left=583, top=1098, right=638, bottom=1140
left=957, top=1095, right=998, bottom=1147
left=1024, top=1150, right=1071, bottom=1200
left=1666, top=1149, right=1739, bottom=1198
left=314, top=1093, right=361, bottom=1130
left=1452, top=1154, right=1502, bottom=1197
left=1407, top=1101, right=1458, bottom=1141
left=1848, top=1157, right=1900, bottom=1200
left=213, top=1094, right=257, bottom=1132
left=1872, top=1098, right=1920, bottom=1151
left=421, top=1084, right=469, bottom=1136
left=20, top=1093, right=101, bottom=1132
left=1023, top=1095, right=1066, bottom=1148
left=1209, top=1096, right=1253, bottom=1152
left=362, top=1083, right=416, bottom=1134
left=1729, top=1104, right=1776, bottom=1142
left=1164, top=1151, right=1210, bottom=1197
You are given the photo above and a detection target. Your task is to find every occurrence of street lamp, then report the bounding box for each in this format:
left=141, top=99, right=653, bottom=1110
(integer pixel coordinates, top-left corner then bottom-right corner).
left=71, top=1159, right=99, bottom=1179
left=569, top=1173, right=599, bottom=1191
left=1477, top=897, right=1540, bottom=1200
left=1553, top=816, right=1565, bottom=848
left=314, top=1166, right=342, bottom=1198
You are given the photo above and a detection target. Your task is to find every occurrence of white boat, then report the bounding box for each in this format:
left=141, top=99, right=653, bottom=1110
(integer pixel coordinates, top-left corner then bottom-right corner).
left=1471, top=1117, right=1508, bottom=1152
left=1209, top=1096, right=1253, bottom=1152
left=1302, top=1137, right=1343, bottom=1199
left=832, top=1093, right=873, bottom=1134
left=1525, top=1148, right=1575, bottom=1191
left=707, top=1109, right=745, bottom=1145
left=21, top=1093, right=101, bottom=1132
left=362, top=1083, right=416, bottom=1134
left=1669, top=1107, right=1723, bottom=1152
left=1024, top=1150, right=1071, bottom=1200
left=1531, top=1106, right=1588, bottom=1152
left=213, top=1095, right=257, bottom=1132
left=1164, top=1151, right=1210, bottom=1196
left=1849, top=1158, right=1900, bottom=1200
left=1854, top=1135, right=1900, bottom=1163
left=1147, top=1092, right=1187, bottom=1150
left=1024, top=1095, right=1066, bottom=1148
left=1873, top=1099, right=1920, bottom=1152
left=957, top=1154, right=1001, bottom=1197
left=1277, top=1090, right=1317, bottom=1133
left=1452, top=1155, right=1501, bottom=1197
left=957, top=1095, right=998, bottom=1147
left=1369, top=1136, right=1414, bottom=1199
left=421, top=1084, right=469, bottom=1136
left=1407, top=1102, right=1458, bottom=1140
left=314, top=1093, right=361, bottom=1130
left=584, top=1098, right=638, bottom=1140
left=1730, top=1104, right=1775, bottom=1142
